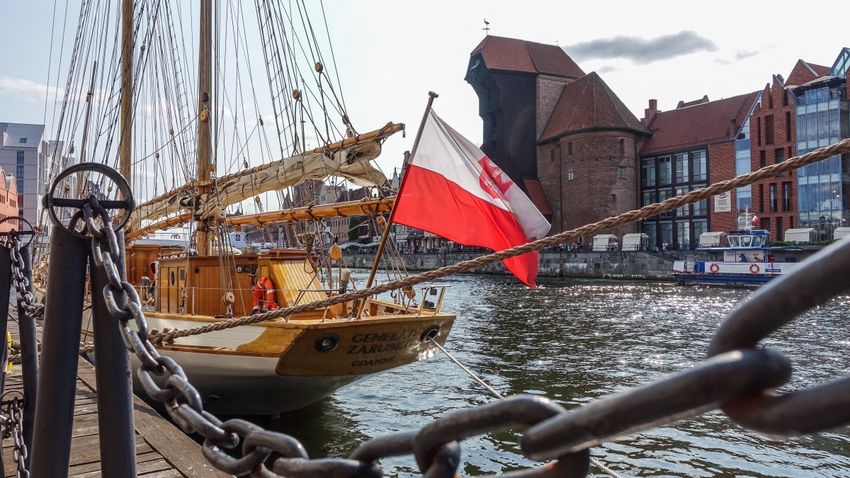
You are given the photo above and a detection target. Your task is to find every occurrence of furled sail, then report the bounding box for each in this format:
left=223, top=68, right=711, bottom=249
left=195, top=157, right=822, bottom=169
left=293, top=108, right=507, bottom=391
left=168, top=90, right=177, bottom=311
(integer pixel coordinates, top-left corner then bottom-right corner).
left=129, top=124, right=401, bottom=230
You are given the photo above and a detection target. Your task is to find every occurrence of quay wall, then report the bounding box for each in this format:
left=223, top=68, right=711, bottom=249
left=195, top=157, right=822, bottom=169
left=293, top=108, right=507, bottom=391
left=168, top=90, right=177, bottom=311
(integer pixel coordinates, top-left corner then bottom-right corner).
left=344, top=251, right=681, bottom=280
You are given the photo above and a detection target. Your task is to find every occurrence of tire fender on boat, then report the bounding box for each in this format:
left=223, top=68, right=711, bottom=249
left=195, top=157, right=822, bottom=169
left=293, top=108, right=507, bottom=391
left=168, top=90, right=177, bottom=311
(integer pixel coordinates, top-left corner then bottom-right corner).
left=709, top=263, right=720, bottom=273
left=749, top=264, right=760, bottom=274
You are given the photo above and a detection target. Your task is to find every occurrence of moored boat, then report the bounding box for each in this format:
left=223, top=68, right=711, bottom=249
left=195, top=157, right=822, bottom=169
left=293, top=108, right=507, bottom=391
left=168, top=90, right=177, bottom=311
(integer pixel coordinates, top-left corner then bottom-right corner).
left=673, top=227, right=807, bottom=287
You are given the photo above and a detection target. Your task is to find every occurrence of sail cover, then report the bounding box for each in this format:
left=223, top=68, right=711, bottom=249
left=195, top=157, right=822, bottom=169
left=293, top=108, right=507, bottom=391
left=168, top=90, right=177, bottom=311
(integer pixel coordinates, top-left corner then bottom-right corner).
left=132, top=139, right=387, bottom=225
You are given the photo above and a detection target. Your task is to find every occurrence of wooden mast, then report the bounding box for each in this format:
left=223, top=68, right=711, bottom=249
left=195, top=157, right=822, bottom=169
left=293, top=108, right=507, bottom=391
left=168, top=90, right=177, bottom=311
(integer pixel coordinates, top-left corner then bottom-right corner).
left=196, top=0, right=213, bottom=256
left=118, top=0, right=133, bottom=184
left=358, top=91, right=437, bottom=315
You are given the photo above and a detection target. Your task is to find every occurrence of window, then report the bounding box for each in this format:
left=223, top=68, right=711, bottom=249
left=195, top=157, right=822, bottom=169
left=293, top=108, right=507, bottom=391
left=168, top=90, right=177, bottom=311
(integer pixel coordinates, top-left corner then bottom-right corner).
left=16, top=180, right=23, bottom=194
left=770, top=184, right=777, bottom=212
left=692, top=150, right=707, bottom=181
left=567, top=171, right=574, bottom=181
left=693, top=198, right=707, bottom=216
left=658, top=156, right=672, bottom=185
left=16, top=164, right=24, bottom=178
left=775, top=148, right=784, bottom=164
left=758, top=184, right=765, bottom=213
left=765, top=115, right=774, bottom=145
left=675, top=186, right=689, bottom=216
left=567, top=142, right=573, bottom=155
left=759, top=150, right=766, bottom=168
left=762, top=217, right=771, bottom=233
left=642, top=159, right=656, bottom=187
left=617, top=167, right=626, bottom=179
left=785, top=111, right=792, bottom=141
left=783, top=90, right=789, bottom=106
left=16, top=151, right=24, bottom=163
left=549, top=149, right=555, bottom=163
left=642, top=190, right=657, bottom=206
left=619, top=139, right=625, bottom=155
left=782, top=182, right=791, bottom=211
left=18, top=138, right=27, bottom=144
left=674, top=153, right=689, bottom=183
left=776, top=217, right=783, bottom=239
left=676, top=221, right=690, bottom=249
left=756, top=117, right=762, bottom=146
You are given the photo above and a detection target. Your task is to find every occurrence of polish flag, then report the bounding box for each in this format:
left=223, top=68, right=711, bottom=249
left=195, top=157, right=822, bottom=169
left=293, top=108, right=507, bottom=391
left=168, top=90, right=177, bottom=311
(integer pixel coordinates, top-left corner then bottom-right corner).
left=392, top=110, right=551, bottom=286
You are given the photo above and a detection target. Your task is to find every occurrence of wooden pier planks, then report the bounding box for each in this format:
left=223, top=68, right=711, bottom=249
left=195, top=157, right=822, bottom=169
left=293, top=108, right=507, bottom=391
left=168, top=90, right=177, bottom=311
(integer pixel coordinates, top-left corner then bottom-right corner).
left=1, top=319, right=232, bottom=477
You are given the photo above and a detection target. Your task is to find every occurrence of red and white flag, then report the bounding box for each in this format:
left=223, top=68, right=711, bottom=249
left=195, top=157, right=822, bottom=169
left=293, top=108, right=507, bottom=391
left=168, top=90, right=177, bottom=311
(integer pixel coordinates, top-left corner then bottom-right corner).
left=392, top=110, right=550, bottom=286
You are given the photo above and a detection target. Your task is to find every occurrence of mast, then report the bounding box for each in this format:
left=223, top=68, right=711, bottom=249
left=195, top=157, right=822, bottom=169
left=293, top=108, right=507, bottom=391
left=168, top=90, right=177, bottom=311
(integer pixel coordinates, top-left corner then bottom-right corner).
left=362, top=91, right=438, bottom=294
left=196, top=0, right=213, bottom=255
left=119, top=0, right=133, bottom=184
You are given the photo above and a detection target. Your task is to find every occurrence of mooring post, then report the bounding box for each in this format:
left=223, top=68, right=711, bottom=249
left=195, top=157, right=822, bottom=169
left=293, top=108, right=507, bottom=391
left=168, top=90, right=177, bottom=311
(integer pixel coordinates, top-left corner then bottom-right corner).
left=16, top=245, right=38, bottom=467
left=0, top=246, right=11, bottom=395
left=0, top=244, right=11, bottom=475
left=89, top=228, right=136, bottom=477
left=30, top=224, right=88, bottom=477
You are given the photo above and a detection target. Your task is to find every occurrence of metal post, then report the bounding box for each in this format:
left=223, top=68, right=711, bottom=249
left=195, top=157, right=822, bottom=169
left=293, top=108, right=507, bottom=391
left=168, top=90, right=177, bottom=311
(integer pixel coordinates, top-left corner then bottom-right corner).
left=0, top=245, right=11, bottom=475
left=0, top=247, right=11, bottom=395
left=89, top=229, right=136, bottom=477
left=16, top=245, right=38, bottom=468
left=30, top=225, right=88, bottom=477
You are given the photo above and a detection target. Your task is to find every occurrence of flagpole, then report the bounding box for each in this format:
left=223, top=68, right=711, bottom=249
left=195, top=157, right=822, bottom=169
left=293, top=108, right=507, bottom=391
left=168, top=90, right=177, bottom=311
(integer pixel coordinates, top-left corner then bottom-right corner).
left=358, top=91, right=438, bottom=315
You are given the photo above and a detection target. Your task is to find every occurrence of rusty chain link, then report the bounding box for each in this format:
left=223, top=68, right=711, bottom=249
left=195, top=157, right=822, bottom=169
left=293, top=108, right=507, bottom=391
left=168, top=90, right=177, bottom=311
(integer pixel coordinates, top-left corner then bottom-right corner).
left=69, top=187, right=850, bottom=477
left=1, top=391, right=29, bottom=478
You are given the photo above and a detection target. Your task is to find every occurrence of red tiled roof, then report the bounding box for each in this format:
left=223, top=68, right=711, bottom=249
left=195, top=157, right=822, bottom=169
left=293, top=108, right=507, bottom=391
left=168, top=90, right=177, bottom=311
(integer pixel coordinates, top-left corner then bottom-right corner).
left=786, top=59, right=830, bottom=86
left=539, top=72, right=649, bottom=142
left=523, top=179, right=553, bottom=215
left=471, top=35, right=584, bottom=78
left=640, top=91, right=759, bottom=155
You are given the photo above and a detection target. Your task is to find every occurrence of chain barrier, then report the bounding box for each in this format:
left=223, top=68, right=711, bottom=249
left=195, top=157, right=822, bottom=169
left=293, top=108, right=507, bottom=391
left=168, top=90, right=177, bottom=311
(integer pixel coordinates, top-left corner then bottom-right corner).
left=69, top=186, right=850, bottom=477
left=8, top=234, right=44, bottom=321
left=1, top=391, right=29, bottom=478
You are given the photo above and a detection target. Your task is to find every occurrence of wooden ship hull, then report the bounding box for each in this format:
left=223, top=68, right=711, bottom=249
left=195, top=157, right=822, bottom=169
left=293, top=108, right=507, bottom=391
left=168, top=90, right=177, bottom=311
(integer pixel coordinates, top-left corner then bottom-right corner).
left=82, top=243, right=455, bottom=415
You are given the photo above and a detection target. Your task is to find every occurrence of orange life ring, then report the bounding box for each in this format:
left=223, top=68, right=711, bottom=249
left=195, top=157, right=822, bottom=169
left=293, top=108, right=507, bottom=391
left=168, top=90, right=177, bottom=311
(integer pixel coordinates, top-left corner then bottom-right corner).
left=709, top=263, right=720, bottom=273
left=252, top=276, right=278, bottom=311
left=749, top=264, right=760, bottom=274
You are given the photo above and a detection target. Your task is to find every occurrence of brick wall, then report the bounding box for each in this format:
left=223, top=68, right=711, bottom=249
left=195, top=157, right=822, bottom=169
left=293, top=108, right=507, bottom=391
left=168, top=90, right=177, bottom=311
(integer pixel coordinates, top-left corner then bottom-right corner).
left=538, top=130, right=639, bottom=243
left=536, top=75, right=571, bottom=137
left=708, top=141, right=737, bottom=232
left=749, top=77, right=798, bottom=239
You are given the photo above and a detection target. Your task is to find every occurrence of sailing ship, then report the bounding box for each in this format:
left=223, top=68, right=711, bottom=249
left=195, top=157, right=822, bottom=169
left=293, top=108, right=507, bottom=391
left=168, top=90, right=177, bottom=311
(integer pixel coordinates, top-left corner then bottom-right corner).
left=42, top=0, right=454, bottom=414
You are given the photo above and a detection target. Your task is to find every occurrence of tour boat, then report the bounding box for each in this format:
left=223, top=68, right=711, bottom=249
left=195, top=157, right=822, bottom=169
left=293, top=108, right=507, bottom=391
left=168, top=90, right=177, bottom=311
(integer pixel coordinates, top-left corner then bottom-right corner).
left=672, top=227, right=806, bottom=287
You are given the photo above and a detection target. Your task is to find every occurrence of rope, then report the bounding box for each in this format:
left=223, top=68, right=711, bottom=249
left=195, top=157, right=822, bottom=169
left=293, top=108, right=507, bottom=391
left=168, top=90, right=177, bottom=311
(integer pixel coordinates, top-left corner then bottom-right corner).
left=428, top=338, right=624, bottom=477
left=150, top=138, right=850, bottom=345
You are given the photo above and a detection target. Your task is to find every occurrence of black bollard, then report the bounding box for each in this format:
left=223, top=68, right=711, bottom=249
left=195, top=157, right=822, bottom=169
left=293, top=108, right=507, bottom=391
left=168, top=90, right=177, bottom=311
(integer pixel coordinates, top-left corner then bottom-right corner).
left=16, top=245, right=38, bottom=468
left=30, top=224, right=88, bottom=478
left=0, top=245, right=11, bottom=476
left=89, top=229, right=136, bottom=477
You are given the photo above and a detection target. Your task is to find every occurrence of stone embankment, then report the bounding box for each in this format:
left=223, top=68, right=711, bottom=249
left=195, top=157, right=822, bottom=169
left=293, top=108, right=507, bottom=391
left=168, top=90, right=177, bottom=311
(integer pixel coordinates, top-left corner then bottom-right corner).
left=345, top=251, right=682, bottom=280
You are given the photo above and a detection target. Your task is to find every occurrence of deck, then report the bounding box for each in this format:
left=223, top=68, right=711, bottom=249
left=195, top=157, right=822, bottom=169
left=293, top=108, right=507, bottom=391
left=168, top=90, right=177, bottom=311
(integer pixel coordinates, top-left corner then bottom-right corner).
left=1, top=317, right=231, bottom=477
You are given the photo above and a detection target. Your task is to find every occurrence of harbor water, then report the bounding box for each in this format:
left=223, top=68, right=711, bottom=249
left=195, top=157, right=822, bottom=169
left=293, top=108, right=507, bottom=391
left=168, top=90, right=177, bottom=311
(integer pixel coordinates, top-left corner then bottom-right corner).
left=256, top=273, right=850, bottom=477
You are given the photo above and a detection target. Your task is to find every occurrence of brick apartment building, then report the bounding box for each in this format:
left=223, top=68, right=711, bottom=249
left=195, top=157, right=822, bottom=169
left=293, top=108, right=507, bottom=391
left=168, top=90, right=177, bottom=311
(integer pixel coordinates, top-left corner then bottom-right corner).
left=466, top=35, right=850, bottom=250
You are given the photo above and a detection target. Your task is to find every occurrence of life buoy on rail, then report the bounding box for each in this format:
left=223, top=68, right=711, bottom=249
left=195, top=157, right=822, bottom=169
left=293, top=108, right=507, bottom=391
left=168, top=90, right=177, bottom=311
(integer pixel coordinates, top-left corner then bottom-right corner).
left=252, top=276, right=279, bottom=312
left=749, top=264, right=760, bottom=274
left=709, top=263, right=720, bottom=273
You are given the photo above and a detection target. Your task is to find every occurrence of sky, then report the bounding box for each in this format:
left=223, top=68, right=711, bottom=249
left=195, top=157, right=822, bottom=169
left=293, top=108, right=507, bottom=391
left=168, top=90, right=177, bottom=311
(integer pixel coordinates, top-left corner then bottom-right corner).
left=1, top=0, right=848, bottom=197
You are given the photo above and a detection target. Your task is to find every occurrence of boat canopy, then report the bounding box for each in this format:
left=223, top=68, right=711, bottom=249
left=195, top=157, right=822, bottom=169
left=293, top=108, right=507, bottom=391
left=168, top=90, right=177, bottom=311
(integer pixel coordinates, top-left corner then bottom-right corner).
left=784, top=228, right=817, bottom=244
left=699, top=231, right=728, bottom=248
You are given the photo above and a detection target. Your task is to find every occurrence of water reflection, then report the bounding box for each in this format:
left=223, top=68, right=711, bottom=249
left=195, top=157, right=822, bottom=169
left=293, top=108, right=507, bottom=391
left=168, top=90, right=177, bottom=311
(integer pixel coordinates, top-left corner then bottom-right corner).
left=254, top=273, right=850, bottom=477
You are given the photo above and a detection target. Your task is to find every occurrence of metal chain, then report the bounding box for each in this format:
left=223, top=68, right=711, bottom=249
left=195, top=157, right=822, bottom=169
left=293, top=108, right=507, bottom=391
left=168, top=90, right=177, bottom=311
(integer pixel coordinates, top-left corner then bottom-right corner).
left=1, top=392, right=29, bottom=478
left=6, top=234, right=44, bottom=320
left=76, top=192, right=850, bottom=477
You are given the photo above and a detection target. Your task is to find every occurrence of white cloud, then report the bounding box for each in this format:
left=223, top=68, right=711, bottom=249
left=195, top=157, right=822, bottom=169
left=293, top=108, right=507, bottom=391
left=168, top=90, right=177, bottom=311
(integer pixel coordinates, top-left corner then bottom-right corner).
left=0, top=77, right=62, bottom=102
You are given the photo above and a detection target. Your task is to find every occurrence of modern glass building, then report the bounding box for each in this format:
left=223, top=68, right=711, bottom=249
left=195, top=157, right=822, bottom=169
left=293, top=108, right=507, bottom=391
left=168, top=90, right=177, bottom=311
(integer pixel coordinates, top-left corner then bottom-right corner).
left=734, top=96, right=760, bottom=212
left=793, top=48, right=850, bottom=238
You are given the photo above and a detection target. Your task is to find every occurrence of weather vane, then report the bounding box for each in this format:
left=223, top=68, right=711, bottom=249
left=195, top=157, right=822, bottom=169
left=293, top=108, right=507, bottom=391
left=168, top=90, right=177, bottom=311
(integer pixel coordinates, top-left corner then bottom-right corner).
left=483, top=19, right=490, bottom=34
